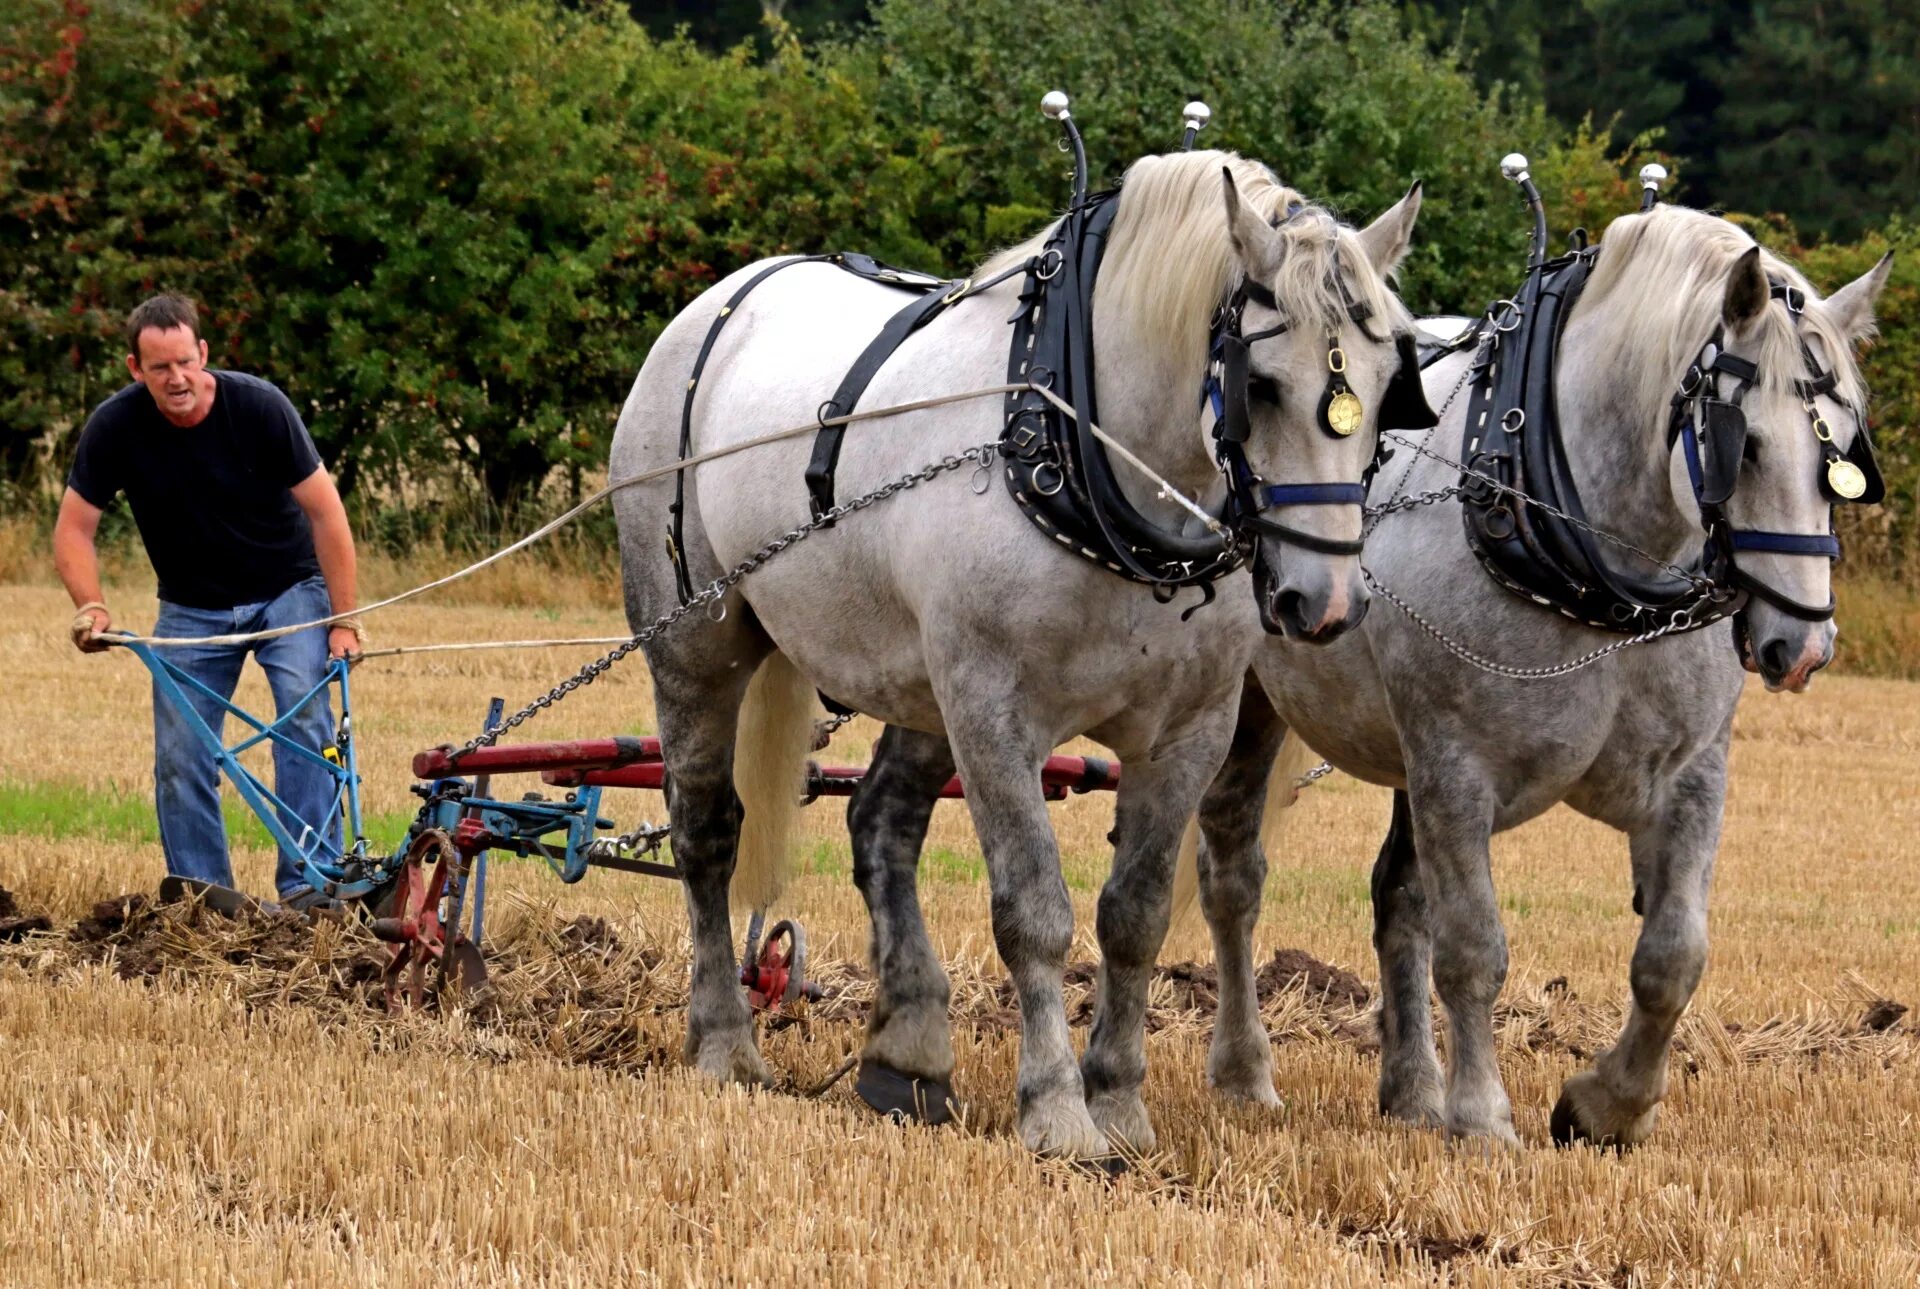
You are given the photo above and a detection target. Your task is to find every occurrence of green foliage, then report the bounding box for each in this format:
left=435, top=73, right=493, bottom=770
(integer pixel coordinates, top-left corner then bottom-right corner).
left=0, top=0, right=1911, bottom=570
left=0, top=0, right=967, bottom=506
left=1713, top=0, right=1920, bottom=243
left=850, top=0, right=1588, bottom=311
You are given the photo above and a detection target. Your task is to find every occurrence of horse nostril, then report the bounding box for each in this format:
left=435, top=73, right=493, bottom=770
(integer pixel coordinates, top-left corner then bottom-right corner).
left=1759, top=638, right=1794, bottom=679
left=1273, top=589, right=1309, bottom=630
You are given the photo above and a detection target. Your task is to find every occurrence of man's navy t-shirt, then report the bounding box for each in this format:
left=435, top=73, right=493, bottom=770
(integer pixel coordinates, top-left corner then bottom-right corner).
left=68, top=370, right=324, bottom=609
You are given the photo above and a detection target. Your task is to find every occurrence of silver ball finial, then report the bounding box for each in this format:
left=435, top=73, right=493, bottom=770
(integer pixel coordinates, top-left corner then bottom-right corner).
left=1499, top=152, right=1531, bottom=183
left=1639, top=162, right=1668, bottom=189
left=1182, top=100, right=1211, bottom=131
left=1040, top=90, right=1071, bottom=121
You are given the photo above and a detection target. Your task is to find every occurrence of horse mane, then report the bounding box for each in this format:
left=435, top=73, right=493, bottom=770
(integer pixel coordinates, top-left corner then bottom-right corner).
left=1581, top=204, right=1870, bottom=418
left=977, top=149, right=1410, bottom=374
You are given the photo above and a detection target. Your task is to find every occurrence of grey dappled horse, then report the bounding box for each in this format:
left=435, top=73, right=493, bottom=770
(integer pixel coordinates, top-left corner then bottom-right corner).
left=1186, top=205, right=1892, bottom=1147
left=610, top=149, right=1425, bottom=1159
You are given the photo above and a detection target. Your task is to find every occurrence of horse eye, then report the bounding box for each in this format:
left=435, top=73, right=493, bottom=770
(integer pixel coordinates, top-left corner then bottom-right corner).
left=1743, top=436, right=1761, bottom=465
left=1248, top=377, right=1281, bottom=406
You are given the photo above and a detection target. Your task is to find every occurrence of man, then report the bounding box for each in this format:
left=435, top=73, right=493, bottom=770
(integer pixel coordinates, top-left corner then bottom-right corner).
left=52, top=293, right=362, bottom=911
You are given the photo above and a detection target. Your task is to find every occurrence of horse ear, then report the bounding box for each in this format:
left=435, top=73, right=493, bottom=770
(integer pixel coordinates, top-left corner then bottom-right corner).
left=1822, top=251, right=1893, bottom=343
left=1722, top=245, right=1770, bottom=335
left=1221, top=167, right=1281, bottom=281
left=1355, top=181, right=1422, bottom=277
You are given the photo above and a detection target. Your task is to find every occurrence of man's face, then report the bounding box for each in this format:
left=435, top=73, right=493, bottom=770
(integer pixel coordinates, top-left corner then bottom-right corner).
left=128, top=325, right=212, bottom=424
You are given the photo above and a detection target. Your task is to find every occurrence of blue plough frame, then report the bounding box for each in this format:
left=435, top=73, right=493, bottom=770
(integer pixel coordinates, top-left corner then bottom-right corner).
left=121, top=637, right=388, bottom=899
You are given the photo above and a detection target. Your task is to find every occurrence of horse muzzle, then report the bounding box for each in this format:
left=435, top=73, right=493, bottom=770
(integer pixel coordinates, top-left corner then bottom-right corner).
left=1252, top=544, right=1370, bottom=643
left=1740, top=612, right=1835, bottom=693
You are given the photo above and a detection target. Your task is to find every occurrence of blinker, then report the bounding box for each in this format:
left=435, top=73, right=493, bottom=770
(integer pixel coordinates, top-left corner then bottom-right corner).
left=1697, top=399, right=1747, bottom=507
left=1381, top=332, right=1439, bottom=430
left=1219, top=334, right=1252, bottom=443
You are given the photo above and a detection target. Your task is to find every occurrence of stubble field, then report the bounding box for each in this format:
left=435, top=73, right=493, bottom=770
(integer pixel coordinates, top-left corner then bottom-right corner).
left=1, top=581, right=1917, bottom=1286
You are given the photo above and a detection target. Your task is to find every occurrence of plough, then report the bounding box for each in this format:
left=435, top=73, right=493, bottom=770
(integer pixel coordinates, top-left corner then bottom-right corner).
left=126, top=640, right=1121, bottom=1011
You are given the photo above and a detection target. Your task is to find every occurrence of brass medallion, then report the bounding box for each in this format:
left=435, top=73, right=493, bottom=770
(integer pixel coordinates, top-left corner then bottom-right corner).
left=1325, top=390, right=1364, bottom=437
left=1827, top=457, right=1867, bottom=501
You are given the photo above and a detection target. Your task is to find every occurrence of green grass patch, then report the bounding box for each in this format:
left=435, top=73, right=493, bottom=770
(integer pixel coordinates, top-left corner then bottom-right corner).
left=0, top=779, right=415, bottom=851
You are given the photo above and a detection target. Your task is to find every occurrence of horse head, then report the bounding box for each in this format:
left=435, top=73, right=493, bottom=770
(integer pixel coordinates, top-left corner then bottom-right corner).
left=1581, top=208, right=1890, bottom=691
left=1212, top=163, right=1428, bottom=641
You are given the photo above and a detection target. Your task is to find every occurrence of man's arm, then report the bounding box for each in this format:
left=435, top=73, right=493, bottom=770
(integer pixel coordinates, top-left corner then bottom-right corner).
left=290, top=466, right=361, bottom=659
left=52, top=488, right=112, bottom=653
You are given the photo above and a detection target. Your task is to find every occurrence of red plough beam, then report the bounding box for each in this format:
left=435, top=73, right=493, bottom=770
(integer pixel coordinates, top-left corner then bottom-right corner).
left=537, top=749, right=1120, bottom=802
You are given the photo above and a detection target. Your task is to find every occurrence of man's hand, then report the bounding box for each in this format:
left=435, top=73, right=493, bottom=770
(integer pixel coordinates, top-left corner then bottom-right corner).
left=70, top=602, right=111, bottom=653
left=327, top=622, right=362, bottom=661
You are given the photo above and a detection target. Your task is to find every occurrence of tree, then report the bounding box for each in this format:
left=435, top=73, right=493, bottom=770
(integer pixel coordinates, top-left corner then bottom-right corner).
left=1713, top=0, right=1920, bottom=240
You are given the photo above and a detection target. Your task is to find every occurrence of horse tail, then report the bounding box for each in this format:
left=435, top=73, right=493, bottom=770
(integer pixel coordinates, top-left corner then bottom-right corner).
left=1168, top=729, right=1322, bottom=931
left=730, top=650, right=815, bottom=913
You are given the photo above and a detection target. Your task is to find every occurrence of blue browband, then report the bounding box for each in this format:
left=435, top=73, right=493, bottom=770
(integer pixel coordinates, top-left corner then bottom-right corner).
left=1260, top=482, right=1368, bottom=507
left=1730, top=530, right=1841, bottom=557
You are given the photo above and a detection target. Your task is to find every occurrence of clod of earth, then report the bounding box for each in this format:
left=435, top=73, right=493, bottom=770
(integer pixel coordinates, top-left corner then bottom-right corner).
left=0, top=885, right=52, bottom=942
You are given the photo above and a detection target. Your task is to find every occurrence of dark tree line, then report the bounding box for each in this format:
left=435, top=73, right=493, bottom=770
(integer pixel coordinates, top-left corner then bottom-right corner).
left=631, top=0, right=1920, bottom=242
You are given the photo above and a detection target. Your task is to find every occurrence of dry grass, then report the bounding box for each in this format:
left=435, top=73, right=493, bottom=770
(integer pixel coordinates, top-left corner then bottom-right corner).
left=2, top=583, right=1920, bottom=1285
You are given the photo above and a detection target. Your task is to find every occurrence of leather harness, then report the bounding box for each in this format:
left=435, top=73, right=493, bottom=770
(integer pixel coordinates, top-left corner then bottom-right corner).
left=666, top=190, right=1438, bottom=606
left=1451, top=246, right=1884, bottom=636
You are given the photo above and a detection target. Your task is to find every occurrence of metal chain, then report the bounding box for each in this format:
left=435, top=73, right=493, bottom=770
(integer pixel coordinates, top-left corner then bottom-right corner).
left=445, top=443, right=1000, bottom=765
left=1360, top=345, right=1482, bottom=540
left=1362, top=565, right=1695, bottom=679
left=1364, top=485, right=1466, bottom=522
left=1381, top=428, right=1717, bottom=592
left=812, top=709, right=857, bottom=749
left=1292, top=759, right=1335, bottom=791
left=584, top=821, right=671, bottom=863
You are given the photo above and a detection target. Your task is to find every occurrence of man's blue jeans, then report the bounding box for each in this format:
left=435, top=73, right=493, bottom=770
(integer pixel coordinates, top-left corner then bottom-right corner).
left=152, top=575, right=340, bottom=896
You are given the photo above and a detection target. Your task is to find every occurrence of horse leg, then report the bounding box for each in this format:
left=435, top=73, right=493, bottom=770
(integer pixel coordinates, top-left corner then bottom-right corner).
left=1193, top=682, right=1287, bottom=1107
left=1372, top=790, right=1445, bottom=1126
left=1552, top=753, right=1724, bottom=1148
left=848, top=724, right=959, bottom=1123
left=942, top=699, right=1107, bottom=1160
left=645, top=626, right=776, bottom=1087
left=1082, top=705, right=1239, bottom=1152
left=1406, top=766, right=1514, bottom=1145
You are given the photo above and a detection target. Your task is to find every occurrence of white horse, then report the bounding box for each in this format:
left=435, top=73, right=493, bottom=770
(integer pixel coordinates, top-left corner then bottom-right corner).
left=1185, top=205, right=1891, bottom=1146
left=610, top=148, right=1425, bottom=1158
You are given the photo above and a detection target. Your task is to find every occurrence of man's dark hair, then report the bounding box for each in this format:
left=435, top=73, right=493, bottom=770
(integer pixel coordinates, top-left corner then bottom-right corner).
left=125, top=293, right=201, bottom=362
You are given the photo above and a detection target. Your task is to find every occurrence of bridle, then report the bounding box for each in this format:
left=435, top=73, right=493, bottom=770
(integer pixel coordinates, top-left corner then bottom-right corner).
left=1668, top=280, right=1885, bottom=626
left=1204, top=253, right=1436, bottom=559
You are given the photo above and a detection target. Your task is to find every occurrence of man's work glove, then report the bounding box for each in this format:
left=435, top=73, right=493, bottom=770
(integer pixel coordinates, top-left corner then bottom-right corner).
left=70, top=602, right=111, bottom=653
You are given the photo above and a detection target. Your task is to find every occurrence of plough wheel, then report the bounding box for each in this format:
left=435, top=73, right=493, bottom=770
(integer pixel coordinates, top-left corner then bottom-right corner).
left=744, top=918, right=809, bottom=1010
left=371, top=829, right=488, bottom=1011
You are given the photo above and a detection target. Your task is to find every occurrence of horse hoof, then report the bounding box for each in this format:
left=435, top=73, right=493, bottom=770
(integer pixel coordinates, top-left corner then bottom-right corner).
left=855, top=1060, right=956, bottom=1126
left=1549, top=1091, right=1582, bottom=1146
left=1086, top=1091, right=1157, bottom=1154
left=688, top=1031, right=773, bottom=1087
left=1550, top=1075, right=1656, bottom=1151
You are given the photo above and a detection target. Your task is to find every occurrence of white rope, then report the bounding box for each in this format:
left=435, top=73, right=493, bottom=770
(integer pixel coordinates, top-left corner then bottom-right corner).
left=98, top=382, right=1028, bottom=649
left=1028, top=385, right=1232, bottom=539
left=350, top=636, right=634, bottom=661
